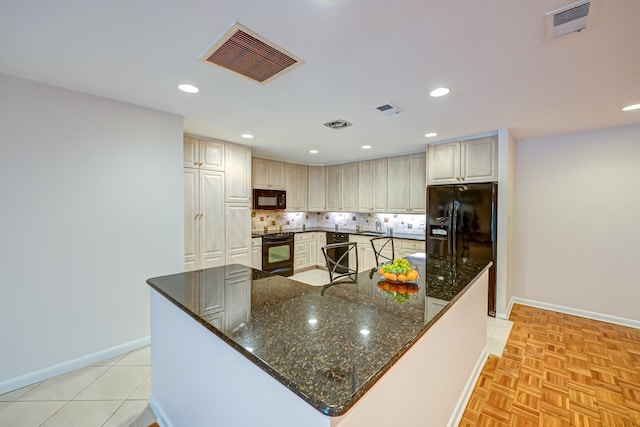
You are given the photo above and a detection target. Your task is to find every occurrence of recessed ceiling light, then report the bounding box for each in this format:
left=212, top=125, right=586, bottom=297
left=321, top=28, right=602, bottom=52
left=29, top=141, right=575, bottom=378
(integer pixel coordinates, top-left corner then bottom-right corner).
left=178, top=83, right=199, bottom=94
left=241, top=133, right=254, bottom=139
left=361, top=145, right=372, bottom=149
left=622, top=103, right=640, bottom=111
left=425, top=132, right=438, bottom=138
left=430, top=87, right=450, bottom=97
left=309, top=150, right=319, bottom=154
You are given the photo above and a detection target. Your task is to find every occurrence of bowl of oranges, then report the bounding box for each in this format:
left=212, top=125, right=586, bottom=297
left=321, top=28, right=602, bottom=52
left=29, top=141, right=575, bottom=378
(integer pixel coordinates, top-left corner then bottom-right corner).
left=376, top=258, right=420, bottom=303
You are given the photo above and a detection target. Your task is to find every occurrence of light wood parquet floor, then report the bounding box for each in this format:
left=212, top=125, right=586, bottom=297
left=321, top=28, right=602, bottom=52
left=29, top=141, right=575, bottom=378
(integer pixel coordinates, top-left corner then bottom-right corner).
left=460, top=304, right=640, bottom=427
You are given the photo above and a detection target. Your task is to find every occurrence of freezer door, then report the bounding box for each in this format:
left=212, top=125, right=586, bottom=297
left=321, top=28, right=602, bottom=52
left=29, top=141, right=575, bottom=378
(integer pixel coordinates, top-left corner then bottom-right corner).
left=426, top=186, right=455, bottom=257
left=453, top=183, right=496, bottom=261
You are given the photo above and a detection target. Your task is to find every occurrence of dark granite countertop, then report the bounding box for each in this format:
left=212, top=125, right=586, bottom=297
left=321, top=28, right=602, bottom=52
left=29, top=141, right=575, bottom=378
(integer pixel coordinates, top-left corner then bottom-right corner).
left=146, top=256, right=490, bottom=416
left=251, top=227, right=425, bottom=241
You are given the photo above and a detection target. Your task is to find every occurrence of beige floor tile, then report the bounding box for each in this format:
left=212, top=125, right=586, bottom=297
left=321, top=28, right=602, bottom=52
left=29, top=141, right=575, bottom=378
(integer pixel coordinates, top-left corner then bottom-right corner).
left=290, top=269, right=329, bottom=286
left=116, top=346, right=151, bottom=366
left=102, top=400, right=149, bottom=427
left=0, top=382, right=41, bottom=401
left=0, top=401, right=66, bottom=427
left=128, top=375, right=151, bottom=400
left=74, top=366, right=150, bottom=400
left=19, top=367, right=108, bottom=401
left=41, top=400, right=122, bottom=427
left=0, top=402, right=10, bottom=413
left=91, top=353, right=126, bottom=367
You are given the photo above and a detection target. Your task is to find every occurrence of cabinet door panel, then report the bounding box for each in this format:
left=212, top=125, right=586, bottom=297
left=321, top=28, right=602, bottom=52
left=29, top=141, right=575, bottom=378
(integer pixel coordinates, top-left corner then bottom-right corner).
left=409, top=153, right=426, bottom=213
left=200, top=140, right=225, bottom=171
left=341, top=163, right=358, bottom=211
left=295, top=165, right=308, bottom=211
left=308, top=166, right=326, bottom=211
left=461, top=136, right=497, bottom=182
left=371, top=158, right=388, bottom=212
left=325, top=165, right=341, bottom=211
left=429, top=143, right=460, bottom=184
left=269, top=161, right=284, bottom=190
left=225, top=203, right=251, bottom=267
left=200, top=171, right=225, bottom=268
left=225, top=144, right=251, bottom=203
left=252, top=158, right=270, bottom=189
left=387, top=155, right=410, bottom=212
left=184, top=136, right=198, bottom=168
left=184, top=168, right=199, bottom=271
left=357, top=161, right=372, bottom=212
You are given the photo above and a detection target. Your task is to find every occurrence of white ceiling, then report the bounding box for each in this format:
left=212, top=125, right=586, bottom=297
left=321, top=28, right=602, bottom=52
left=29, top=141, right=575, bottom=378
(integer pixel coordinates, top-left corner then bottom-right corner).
left=1, top=0, right=639, bottom=165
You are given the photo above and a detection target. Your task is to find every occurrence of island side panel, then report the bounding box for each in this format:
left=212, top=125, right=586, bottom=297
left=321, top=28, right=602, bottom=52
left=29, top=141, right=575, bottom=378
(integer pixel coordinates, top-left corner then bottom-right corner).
left=331, top=270, right=489, bottom=427
left=149, top=289, right=331, bottom=427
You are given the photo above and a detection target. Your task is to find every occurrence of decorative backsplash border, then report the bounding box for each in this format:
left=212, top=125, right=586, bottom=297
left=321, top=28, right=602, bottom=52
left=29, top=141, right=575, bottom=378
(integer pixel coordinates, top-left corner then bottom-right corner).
left=252, top=210, right=426, bottom=235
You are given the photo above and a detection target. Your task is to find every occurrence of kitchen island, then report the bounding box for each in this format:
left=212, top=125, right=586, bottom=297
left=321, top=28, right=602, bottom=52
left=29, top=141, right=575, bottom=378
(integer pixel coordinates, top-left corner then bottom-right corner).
left=147, top=256, right=491, bottom=427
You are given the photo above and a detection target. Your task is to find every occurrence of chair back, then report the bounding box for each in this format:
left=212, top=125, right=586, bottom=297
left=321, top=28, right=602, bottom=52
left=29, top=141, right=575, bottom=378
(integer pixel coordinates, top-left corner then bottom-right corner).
left=370, top=237, right=395, bottom=266
left=321, top=242, right=359, bottom=284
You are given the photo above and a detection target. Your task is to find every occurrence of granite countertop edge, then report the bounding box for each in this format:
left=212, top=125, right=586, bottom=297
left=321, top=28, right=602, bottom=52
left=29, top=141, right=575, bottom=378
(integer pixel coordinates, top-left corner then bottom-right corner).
left=147, top=260, right=492, bottom=417
left=252, top=227, right=426, bottom=242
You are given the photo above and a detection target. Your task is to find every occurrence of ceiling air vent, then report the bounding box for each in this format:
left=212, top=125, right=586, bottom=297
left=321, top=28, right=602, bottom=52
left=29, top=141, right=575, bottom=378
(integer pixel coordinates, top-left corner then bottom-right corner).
left=545, top=1, right=592, bottom=40
left=324, top=120, right=352, bottom=130
left=376, top=103, right=401, bottom=115
left=200, top=23, right=304, bottom=84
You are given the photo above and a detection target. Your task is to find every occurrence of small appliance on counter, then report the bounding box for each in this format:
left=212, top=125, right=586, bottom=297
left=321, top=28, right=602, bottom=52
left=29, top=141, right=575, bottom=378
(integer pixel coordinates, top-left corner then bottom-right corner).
left=253, top=189, right=286, bottom=210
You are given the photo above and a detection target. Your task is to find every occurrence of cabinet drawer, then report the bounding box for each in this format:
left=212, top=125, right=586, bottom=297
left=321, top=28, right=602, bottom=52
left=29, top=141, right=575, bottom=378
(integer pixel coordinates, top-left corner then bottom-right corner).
left=295, top=256, right=306, bottom=267
left=295, top=242, right=307, bottom=253
left=400, top=240, right=425, bottom=251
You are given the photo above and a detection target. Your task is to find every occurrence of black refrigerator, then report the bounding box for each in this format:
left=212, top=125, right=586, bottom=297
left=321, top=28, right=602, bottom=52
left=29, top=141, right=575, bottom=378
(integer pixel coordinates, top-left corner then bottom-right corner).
left=426, top=183, right=497, bottom=316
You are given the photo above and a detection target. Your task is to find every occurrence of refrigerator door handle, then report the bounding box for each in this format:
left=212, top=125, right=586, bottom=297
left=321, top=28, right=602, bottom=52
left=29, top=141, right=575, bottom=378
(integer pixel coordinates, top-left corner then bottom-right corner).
left=446, top=203, right=454, bottom=255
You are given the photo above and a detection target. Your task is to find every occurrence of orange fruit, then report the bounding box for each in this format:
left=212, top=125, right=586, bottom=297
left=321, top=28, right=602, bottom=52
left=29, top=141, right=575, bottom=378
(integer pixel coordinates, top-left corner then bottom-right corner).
left=388, top=283, right=398, bottom=292
left=377, top=282, right=384, bottom=289
left=406, top=270, right=418, bottom=281
left=397, top=274, right=407, bottom=282
left=378, top=267, right=385, bottom=275
left=397, top=284, right=407, bottom=294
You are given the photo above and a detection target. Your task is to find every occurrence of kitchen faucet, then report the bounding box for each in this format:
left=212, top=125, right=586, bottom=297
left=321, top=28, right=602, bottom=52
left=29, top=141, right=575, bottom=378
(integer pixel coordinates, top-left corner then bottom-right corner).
left=375, top=219, right=381, bottom=232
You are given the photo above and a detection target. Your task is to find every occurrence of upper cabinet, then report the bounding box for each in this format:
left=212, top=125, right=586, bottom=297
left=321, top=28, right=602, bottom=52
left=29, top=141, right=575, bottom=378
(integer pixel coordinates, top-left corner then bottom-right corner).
left=358, top=158, right=387, bottom=212
left=225, top=143, right=252, bottom=204
left=308, top=166, right=326, bottom=212
left=428, top=135, right=497, bottom=185
left=184, top=135, right=225, bottom=171
left=252, top=158, right=285, bottom=190
left=387, top=153, right=425, bottom=213
left=325, top=163, right=358, bottom=212
left=284, top=163, right=308, bottom=212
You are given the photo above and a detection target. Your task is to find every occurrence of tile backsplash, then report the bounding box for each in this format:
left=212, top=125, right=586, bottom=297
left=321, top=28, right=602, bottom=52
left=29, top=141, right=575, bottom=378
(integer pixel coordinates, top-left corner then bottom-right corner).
left=252, top=210, right=426, bottom=235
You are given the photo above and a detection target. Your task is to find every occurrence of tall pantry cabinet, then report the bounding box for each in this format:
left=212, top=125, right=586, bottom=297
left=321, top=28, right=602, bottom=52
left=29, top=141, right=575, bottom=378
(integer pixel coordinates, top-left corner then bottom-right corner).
left=184, top=135, right=252, bottom=271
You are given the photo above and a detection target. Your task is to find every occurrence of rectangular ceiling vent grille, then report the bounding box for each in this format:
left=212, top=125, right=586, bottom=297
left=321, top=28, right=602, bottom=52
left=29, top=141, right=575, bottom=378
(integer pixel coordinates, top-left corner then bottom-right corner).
left=200, top=23, right=304, bottom=84
left=546, top=1, right=591, bottom=39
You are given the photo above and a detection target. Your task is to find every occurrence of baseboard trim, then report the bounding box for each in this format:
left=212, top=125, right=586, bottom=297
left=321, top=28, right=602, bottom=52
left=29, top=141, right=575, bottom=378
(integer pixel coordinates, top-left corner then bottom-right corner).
left=0, top=336, right=150, bottom=395
left=510, top=297, right=640, bottom=330
left=149, top=394, right=174, bottom=427
left=447, top=347, right=490, bottom=427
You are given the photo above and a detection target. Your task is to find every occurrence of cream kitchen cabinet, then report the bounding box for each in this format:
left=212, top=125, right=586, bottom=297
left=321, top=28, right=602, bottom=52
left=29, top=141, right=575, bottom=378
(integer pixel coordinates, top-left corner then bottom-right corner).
left=316, top=232, right=327, bottom=267
left=387, top=153, right=426, bottom=213
left=325, top=163, right=357, bottom=212
left=225, top=203, right=251, bottom=267
left=396, top=239, right=426, bottom=258
left=184, top=135, right=225, bottom=171
left=185, top=134, right=251, bottom=272
left=284, top=163, right=308, bottom=212
left=184, top=169, right=226, bottom=271
left=428, top=135, right=497, bottom=185
left=225, top=143, right=252, bottom=204
left=252, top=157, right=285, bottom=190
left=349, top=235, right=377, bottom=272
left=357, top=158, right=387, bottom=212
left=251, top=237, right=262, bottom=270
left=294, top=232, right=318, bottom=272
left=308, top=166, right=326, bottom=211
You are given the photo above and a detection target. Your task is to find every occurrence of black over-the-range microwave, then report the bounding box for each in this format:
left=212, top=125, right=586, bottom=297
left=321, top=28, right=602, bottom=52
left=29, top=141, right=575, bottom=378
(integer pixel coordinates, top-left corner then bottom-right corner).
left=252, top=189, right=286, bottom=210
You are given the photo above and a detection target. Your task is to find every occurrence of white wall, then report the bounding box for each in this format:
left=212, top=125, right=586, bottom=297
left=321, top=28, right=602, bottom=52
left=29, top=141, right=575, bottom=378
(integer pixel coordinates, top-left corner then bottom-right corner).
left=512, top=123, right=640, bottom=321
left=0, top=73, right=184, bottom=389
left=496, top=128, right=515, bottom=318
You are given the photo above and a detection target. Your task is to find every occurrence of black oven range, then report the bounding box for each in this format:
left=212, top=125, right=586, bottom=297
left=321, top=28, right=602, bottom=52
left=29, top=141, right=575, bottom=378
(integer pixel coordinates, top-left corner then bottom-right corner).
left=261, top=232, right=294, bottom=277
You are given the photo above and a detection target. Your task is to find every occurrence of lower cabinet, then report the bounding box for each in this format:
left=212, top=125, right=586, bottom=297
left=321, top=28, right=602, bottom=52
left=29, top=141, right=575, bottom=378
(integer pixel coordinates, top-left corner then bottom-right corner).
left=294, top=232, right=321, bottom=272
left=349, top=235, right=377, bottom=272
left=251, top=237, right=262, bottom=270
left=397, top=239, right=426, bottom=258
